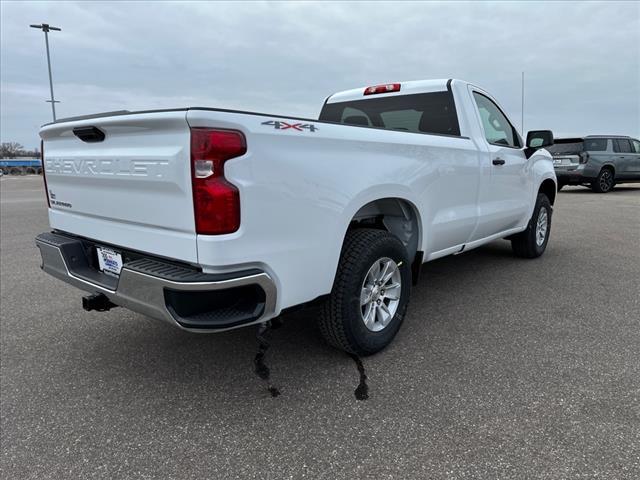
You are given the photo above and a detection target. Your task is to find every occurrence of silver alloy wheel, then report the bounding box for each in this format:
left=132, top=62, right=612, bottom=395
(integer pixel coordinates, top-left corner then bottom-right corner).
left=360, top=257, right=402, bottom=332
left=599, top=170, right=613, bottom=191
left=535, top=207, right=548, bottom=247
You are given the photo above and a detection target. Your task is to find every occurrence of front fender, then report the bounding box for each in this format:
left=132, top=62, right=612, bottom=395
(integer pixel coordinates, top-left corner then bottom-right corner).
left=533, top=148, right=556, bottom=182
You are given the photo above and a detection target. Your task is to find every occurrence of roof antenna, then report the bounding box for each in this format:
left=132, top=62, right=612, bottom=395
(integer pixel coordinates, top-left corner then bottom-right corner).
left=521, top=71, right=525, bottom=137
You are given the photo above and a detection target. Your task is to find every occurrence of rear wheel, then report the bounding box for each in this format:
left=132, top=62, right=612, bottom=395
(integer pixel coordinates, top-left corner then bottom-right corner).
left=591, top=168, right=614, bottom=193
left=511, top=193, right=552, bottom=258
left=318, top=229, right=411, bottom=355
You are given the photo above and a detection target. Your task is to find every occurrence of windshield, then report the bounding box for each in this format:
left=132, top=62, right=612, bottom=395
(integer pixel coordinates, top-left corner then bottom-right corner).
left=546, top=140, right=583, bottom=154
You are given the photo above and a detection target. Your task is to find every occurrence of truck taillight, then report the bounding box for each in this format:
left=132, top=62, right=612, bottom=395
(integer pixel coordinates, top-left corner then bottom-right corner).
left=41, top=140, right=50, bottom=208
left=364, top=83, right=401, bottom=95
left=190, top=128, right=246, bottom=235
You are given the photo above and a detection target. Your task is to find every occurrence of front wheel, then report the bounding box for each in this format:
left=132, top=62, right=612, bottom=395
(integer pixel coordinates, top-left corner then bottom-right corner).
left=511, top=193, right=552, bottom=258
left=318, top=229, right=411, bottom=356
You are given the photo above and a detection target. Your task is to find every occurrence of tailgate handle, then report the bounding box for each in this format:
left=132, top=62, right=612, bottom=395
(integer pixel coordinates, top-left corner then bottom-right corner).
left=73, top=126, right=105, bottom=143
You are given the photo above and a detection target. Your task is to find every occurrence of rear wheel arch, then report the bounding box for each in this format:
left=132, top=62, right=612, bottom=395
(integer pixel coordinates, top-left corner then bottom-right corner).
left=601, top=164, right=616, bottom=176
left=346, top=197, right=422, bottom=264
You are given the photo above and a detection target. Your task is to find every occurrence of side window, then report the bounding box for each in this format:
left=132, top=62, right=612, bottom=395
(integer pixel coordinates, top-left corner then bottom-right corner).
left=614, top=138, right=632, bottom=153
left=632, top=139, right=640, bottom=153
left=473, top=92, right=520, bottom=148
left=341, top=107, right=372, bottom=127
left=584, top=138, right=608, bottom=151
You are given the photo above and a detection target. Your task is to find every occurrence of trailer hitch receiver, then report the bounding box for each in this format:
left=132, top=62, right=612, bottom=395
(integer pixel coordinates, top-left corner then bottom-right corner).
left=82, top=293, right=117, bottom=312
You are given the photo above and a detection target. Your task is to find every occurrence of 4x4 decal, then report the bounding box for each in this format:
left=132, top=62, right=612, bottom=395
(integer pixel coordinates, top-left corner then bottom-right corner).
left=261, top=120, right=318, bottom=132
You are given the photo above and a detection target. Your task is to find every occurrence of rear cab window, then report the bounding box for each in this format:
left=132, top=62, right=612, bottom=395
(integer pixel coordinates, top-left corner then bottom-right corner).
left=340, top=107, right=372, bottom=126
left=319, top=91, right=461, bottom=136
left=632, top=139, right=640, bottom=153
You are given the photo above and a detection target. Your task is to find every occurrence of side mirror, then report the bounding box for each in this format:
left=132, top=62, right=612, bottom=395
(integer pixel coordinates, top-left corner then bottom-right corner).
left=526, top=130, right=554, bottom=149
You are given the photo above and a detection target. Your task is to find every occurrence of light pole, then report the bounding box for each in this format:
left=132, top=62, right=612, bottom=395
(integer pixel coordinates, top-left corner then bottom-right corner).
left=30, top=23, right=61, bottom=122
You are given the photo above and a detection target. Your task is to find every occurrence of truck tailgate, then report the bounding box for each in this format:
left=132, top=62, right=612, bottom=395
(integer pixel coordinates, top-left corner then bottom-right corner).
left=40, top=110, right=198, bottom=263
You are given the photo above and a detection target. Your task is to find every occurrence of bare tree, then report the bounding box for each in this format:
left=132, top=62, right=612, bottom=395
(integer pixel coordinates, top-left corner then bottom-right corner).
left=0, top=142, right=26, bottom=158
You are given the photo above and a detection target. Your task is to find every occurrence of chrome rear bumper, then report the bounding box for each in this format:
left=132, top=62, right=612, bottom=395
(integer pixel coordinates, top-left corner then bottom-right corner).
left=35, top=232, right=277, bottom=332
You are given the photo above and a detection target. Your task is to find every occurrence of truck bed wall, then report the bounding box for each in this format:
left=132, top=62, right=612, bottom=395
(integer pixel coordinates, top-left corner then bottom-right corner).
left=187, top=109, right=483, bottom=312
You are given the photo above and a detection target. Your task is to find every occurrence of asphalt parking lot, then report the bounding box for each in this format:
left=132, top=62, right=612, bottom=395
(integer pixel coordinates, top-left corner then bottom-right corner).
left=1, top=175, right=639, bottom=479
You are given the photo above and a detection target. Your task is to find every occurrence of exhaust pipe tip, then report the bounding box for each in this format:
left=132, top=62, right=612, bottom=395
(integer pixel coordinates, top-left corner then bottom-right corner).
left=82, top=293, right=117, bottom=312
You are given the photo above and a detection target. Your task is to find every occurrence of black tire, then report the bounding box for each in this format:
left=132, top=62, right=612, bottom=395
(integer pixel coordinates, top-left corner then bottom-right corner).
left=511, top=193, right=552, bottom=258
left=591, top=168, right=614, bottom=193
left=318, top=228, right=411, bottom=356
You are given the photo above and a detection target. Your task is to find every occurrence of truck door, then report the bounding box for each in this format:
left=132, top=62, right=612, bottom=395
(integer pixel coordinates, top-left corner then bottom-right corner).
left=468, top=89, right=532, bottom=240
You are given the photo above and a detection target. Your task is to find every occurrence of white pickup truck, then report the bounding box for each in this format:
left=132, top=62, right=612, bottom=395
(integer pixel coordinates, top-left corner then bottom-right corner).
left=36, top=79, right=557, bottom=355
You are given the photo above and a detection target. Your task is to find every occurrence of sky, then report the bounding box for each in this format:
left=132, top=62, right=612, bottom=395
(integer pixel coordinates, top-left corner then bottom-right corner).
left=1, top=1, right=639, bottom=150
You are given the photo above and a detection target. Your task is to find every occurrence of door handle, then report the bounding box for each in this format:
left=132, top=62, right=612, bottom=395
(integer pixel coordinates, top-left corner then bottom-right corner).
left=492, top=157, right=506, bottom=165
